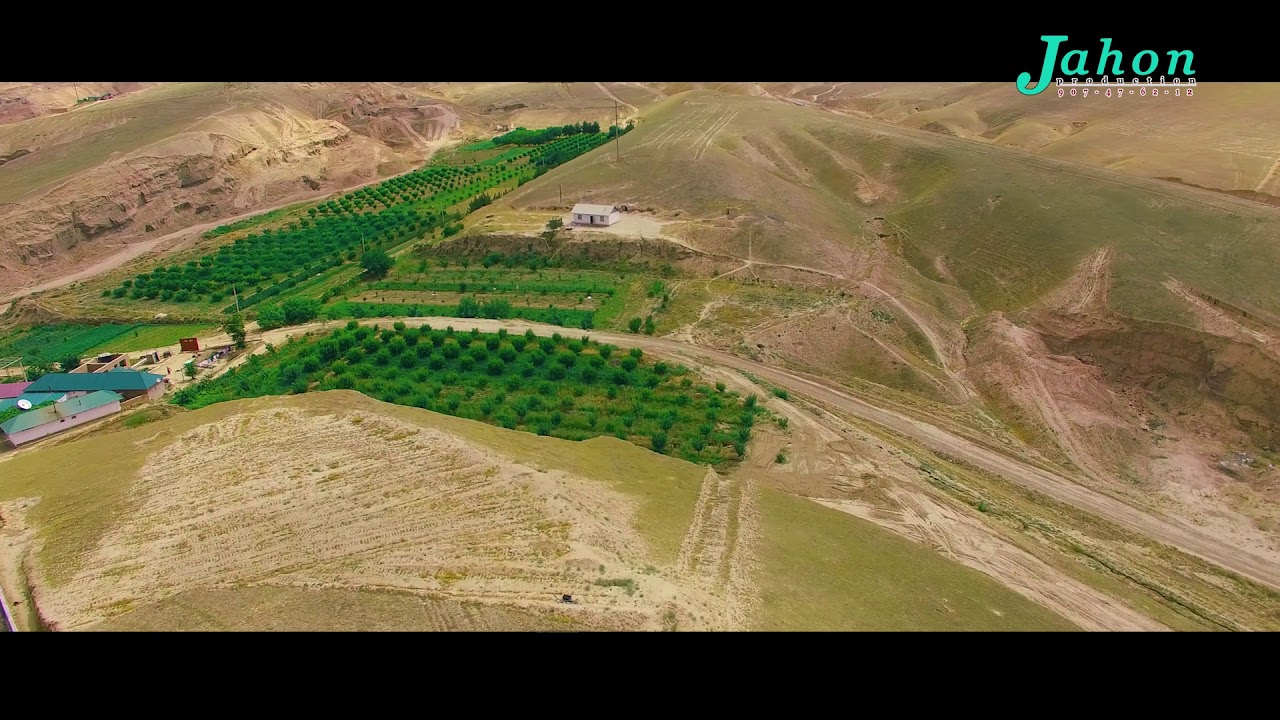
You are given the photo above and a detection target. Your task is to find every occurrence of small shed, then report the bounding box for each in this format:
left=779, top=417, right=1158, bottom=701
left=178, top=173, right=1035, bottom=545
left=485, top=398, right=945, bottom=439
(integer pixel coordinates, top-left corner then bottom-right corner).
left=570, top=203, right=621, bottom=227
left=179, top=337, right=201, bottom=353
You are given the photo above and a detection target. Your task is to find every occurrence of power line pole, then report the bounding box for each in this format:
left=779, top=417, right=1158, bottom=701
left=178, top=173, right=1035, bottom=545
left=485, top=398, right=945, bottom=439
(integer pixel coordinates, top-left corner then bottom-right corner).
left=233, top=285, right=240, bottom=314
left=615, top=99, right=620, bottom=161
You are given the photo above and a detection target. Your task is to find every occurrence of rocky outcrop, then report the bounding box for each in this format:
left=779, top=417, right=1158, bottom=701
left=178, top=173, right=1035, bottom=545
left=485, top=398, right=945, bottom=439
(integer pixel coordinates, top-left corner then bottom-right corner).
left=1042, top=319, right=1280, bottom=445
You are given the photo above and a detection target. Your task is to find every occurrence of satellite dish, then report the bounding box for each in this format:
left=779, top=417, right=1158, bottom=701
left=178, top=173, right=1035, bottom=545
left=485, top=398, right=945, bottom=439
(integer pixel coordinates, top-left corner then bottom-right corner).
left=17, top=399, right=32, bottom=410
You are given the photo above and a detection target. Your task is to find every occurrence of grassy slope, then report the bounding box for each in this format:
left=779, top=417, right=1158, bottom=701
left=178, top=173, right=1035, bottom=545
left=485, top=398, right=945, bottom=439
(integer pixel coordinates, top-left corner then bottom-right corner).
left=831, top=82, right=1280, bottom=194
left=3, top=390, right=1075, bottom=630
left=752, top=485, right=1078, bottom=631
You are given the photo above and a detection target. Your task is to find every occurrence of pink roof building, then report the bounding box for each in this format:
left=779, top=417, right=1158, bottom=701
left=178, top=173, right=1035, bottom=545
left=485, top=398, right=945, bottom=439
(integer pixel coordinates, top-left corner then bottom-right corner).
left=0, top=381, right=33, bottom=399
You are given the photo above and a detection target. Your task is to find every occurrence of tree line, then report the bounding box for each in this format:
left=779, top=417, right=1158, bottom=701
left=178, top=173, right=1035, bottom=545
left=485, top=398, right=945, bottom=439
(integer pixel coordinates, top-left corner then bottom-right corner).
left=493, top=122, right=602, bottom=146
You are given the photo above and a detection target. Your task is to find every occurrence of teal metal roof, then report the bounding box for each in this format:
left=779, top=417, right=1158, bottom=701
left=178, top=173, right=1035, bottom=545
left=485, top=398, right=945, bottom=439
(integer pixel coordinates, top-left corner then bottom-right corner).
left=0, top=391, right=122, bottom=434
left=56, top=390, right=123, bottom=416
left=0, top=405, right=56, bottom=434
left=0, top=392, right=67, bottom=412
left=25, top=371, right=163, bottom=393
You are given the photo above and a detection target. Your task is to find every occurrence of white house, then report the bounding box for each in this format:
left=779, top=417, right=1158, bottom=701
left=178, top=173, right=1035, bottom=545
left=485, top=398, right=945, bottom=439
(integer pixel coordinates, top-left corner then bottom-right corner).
left=570, top=203, right=621, bottom=227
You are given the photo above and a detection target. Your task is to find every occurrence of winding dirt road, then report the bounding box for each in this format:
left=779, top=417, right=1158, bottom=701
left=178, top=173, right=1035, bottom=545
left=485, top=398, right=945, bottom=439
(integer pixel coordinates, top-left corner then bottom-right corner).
left=199, top=315, right=1279, bottom=591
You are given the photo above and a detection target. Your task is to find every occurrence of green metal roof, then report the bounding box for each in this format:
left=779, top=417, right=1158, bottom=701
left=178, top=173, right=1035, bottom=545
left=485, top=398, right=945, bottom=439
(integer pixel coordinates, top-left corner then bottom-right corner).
left=25, top=371, right=163, bottom=393
left=0, top=391, right=123, bottom=434
left=0, top=392, right=67, bottom=412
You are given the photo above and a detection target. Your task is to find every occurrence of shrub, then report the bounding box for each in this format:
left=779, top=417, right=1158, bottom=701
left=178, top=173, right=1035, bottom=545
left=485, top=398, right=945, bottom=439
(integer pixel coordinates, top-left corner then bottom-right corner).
left=282, top=297, right=321, bottom=325
left=361, top=248, right=394, bottom=279
left=650, top=432, right=668, bottom=453
left=256, top=304, right=286, bottom=330
left=457, top=296, right=481, bottom=318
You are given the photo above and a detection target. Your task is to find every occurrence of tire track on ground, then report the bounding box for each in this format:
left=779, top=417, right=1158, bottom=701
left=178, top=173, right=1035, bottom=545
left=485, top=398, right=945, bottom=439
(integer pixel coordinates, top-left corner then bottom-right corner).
left=183, top=315, right=1280, bottom=590
left=693, top=109, right=738, bottom=161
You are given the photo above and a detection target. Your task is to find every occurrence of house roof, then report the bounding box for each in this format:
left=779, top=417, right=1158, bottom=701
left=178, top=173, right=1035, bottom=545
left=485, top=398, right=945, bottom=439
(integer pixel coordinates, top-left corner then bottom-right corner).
left=0, top=392, right=67, bottom=412
left=25, top=370, right=163, bottom=393
left=0, top=381, right=32, bottom=399
left=571, top=203, right=619, bottom=216
left=1, top=390, right=122, bottom=434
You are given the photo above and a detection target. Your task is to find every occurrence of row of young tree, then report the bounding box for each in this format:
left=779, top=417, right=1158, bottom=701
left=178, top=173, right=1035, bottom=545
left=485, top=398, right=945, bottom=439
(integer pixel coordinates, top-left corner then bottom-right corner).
left=172, top=322, right=760, bottom=464
left=105, top=122, right=620, bottom=311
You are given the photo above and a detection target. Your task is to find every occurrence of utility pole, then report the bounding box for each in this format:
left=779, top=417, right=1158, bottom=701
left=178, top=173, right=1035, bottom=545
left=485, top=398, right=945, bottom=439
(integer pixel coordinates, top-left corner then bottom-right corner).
left=615, top=99, right=620, bottom=161
left=559, top=184, right=563, bottom=204
left=233, top=285, right=240, bottom=314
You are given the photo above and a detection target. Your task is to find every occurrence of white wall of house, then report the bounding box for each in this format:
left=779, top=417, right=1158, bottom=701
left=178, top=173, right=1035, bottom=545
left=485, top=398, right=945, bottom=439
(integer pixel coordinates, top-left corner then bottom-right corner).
left=573, top=212, right=620, bottom=226
left=4, top=399, right=121, bottom=447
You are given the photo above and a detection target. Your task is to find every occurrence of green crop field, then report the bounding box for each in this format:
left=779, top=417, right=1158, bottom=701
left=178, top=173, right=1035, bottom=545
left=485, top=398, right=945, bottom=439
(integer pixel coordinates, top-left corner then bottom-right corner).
left=0, top=322, right=218, bottom=364
left=0, top=324, right=137, bottom=362
left=82, top=324, right=217, bottom=354
left=174, top=321, right=759, bottom=466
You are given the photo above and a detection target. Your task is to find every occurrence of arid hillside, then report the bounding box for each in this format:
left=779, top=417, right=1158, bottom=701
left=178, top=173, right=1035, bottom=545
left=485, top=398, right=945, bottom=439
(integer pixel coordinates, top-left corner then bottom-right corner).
left=0, top=391, right=1075, bottom=631
left=756, top=82, right=1280, bottom=202
left=471, top=89, right=1280, bottom=581
left=0, top=82, right=466, bottom=295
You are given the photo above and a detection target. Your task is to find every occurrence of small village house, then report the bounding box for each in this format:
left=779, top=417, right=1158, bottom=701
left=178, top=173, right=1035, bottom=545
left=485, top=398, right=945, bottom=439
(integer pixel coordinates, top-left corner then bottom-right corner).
left=68, top=353, right=128, bottom=374
left=570, top=203, right=621, bottom=227
left=1, top=390, right=123, bottom=447
left=23, top=369, right=166, bottom=402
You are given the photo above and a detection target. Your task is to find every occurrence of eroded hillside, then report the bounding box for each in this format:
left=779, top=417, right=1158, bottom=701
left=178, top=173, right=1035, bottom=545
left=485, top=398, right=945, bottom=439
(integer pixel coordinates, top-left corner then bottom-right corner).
left=0, top=83, right=465, bottom=294
left=469, top=89, right=1280, bottom=575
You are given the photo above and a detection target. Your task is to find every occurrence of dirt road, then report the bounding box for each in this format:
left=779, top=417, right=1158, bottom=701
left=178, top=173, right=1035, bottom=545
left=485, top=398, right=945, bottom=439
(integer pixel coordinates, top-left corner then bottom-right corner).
left=211, top=315, right=1279, bottom=590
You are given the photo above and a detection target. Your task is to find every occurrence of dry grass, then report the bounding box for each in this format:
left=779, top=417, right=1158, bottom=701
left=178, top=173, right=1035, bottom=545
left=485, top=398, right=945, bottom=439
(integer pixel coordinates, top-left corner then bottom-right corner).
left=89, top=585, right=594, bottom=631
left=752, top=485, right=1079, bottom=631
